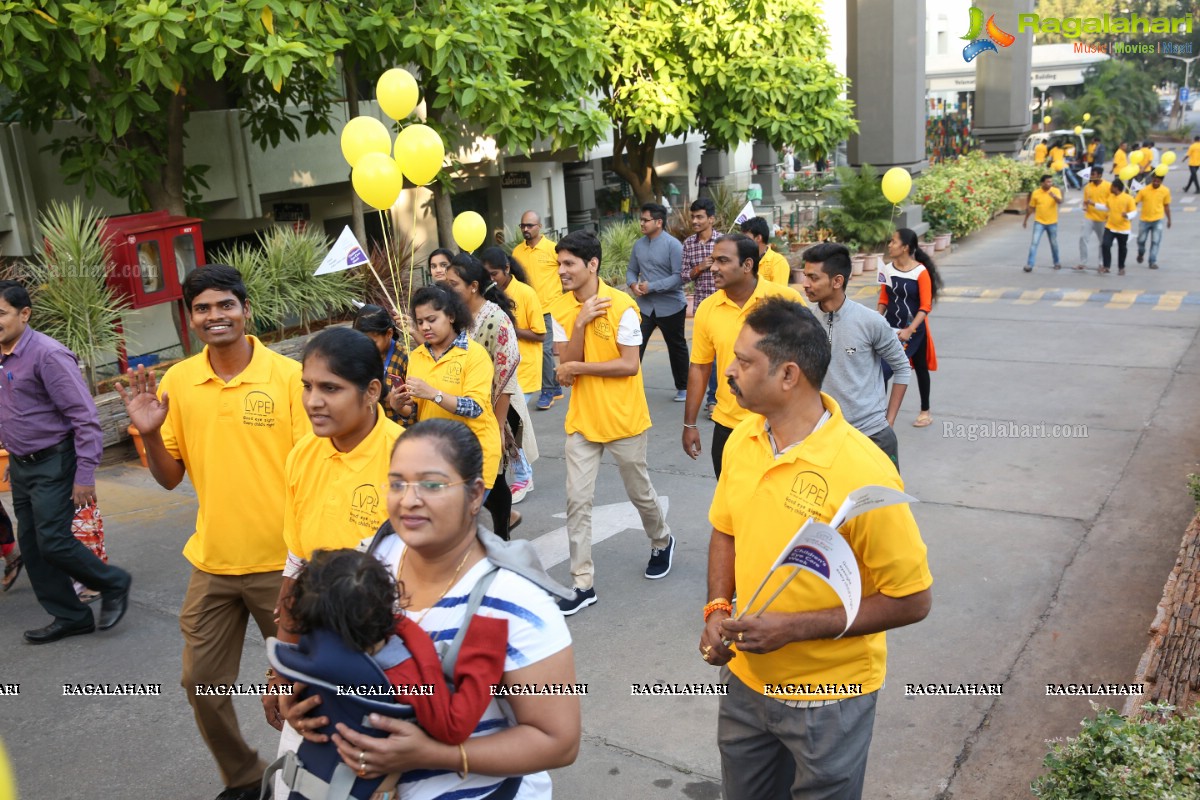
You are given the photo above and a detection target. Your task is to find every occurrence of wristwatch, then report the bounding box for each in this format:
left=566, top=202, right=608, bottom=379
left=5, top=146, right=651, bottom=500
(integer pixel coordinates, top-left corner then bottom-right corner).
left=434, top=392, right=444, bottom=404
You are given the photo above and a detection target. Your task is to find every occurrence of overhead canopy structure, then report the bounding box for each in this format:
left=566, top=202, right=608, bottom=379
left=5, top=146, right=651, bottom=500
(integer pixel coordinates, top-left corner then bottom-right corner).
left=926, top=43, right=1109, bottom=93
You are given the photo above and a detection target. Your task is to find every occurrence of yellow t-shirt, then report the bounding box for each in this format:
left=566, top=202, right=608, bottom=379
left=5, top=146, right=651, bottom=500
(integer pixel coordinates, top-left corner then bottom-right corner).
left=711, top=395, right=933, bottom=701
left=1136, top=185, right=1171, bottom=222
left=1104, top=191, right=1136, bottom=233
left=283, top=412, right=402, bottom=560
left=549, top=280, right=651, bottom=443
left=1082, top=180, right=1112, bottom=222
left=506, top=277, right=546, bottom=395
left=1029, top=187, right=1062, bottom=225
left=511, top=237, right=562, bottom=310
left=1139, top=147, right=1154, bottom=172
left=407, top=337, right=501, bottom=487
left=691, top=280, right=805, bottom=429
left=1188, top=142, right=1200, bottom=167
left=1086, top=141, right=1097, bottom=163
left=757, top=248, right=792, bottom=286
left=158, top=336, right=309, bottom=574
left=1049, top=146, right=1064, bottom=165
left=1114, top=149, right=1128, bottom=171
left=1034, top=143, right=1048, bottom=164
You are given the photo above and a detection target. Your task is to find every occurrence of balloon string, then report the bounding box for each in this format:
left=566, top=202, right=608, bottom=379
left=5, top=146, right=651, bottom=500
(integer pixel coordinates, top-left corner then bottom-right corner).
left=369, top=208, right=400, bottom=317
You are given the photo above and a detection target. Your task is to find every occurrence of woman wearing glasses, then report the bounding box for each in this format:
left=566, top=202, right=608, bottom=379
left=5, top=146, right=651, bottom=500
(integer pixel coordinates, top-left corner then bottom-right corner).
left=282, top=419, right=580, bottom=800
left=264, top=327, right=404, bottom=784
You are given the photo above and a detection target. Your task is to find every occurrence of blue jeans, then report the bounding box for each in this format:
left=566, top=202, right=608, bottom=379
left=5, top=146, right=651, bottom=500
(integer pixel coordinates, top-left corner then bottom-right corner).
left=705, top=363, right=717, bottom=403
left=1136, top=218, right=1165, bottom=263
left=511, top=448, right=532, bottom=486
left=1027, top=222, right=1060, bottom=267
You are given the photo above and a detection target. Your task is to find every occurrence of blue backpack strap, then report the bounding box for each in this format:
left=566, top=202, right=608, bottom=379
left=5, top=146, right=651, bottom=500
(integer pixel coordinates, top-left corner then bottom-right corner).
left=440, top=564, right=500, bottom=684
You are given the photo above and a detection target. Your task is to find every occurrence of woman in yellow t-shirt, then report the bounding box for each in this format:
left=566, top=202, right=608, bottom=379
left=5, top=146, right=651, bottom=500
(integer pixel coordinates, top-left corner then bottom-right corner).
left=1099, top=179, right=1137, bottom=275
left=266, top=326, right=403, bottom=770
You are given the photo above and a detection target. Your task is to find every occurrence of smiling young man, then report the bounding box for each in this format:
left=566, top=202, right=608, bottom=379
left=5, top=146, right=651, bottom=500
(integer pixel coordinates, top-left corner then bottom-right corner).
left=549, top=230, right=673, bottom=615
left=117, top=265, right=308, bottom=800
left=699, top=297, right=932, bottom=800
left=0, top=281, right=132, bottom=644
left=627, top=202, right=689, bottom=402
left=683, top=235, right=803, bottom=476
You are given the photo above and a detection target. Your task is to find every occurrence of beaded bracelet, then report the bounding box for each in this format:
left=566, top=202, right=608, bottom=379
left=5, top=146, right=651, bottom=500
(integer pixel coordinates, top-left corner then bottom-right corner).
left=704, top=597, right=733, bottom=621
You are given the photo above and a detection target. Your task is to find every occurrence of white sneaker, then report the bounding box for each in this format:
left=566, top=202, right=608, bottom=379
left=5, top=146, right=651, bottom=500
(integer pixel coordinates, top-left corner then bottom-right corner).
left=511, top=480, right=531, bottom=505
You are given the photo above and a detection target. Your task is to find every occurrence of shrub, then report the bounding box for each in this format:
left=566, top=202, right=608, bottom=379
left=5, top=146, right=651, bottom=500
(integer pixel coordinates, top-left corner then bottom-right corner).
left=599, top=220, right=641, bottom=287
left=823, top=164, right=895, bottom=252
left=914, top=152, right=1044, bottom=238
left=1032, top=703, right=1200, bottom=799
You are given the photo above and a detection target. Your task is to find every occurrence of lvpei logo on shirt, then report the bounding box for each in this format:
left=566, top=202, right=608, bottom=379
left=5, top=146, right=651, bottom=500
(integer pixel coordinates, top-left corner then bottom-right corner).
left=962, top=7, right=1015, bottom=62
left=786, top=471, right=829, bottom=518
left=243, top=390, right=278, bottom=429
left=349, top=483, right=382, bottom=529
left=593, top=318, right=612, bottom=341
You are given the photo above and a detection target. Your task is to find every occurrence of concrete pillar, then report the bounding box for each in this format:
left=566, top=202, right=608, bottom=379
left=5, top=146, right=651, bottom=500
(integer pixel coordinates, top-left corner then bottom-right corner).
left=846, top=0, right=926, bottom=172
left=752, top=140, right=784, bottom=208
left=563, top=162, right=596, bottom=231
left=699, top=148, right=729, bottom=199
left=973, top=0, right=1034, bottom=157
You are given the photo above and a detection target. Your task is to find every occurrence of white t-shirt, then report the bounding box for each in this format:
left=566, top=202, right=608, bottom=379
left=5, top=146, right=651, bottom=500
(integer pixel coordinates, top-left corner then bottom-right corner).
left=552, top=307, right=642, bottom=346
left=370, top=534, right=572, bottom=800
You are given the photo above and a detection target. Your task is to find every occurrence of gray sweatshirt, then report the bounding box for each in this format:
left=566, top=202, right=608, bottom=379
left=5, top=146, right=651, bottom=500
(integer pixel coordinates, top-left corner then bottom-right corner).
left=817, top=296, right=911, bottom=436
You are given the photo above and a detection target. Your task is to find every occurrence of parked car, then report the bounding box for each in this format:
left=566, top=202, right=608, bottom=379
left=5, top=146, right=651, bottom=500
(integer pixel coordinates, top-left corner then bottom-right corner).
left=1018, top=129, right=1093, bottom=164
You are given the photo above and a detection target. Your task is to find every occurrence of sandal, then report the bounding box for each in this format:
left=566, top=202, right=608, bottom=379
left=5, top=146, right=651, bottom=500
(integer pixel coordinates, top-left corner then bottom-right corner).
left=913, top=412, right=933, bottom=428
left=509, top=512, right=523, bottom=532
left=2, top=554, right=22, bottom=592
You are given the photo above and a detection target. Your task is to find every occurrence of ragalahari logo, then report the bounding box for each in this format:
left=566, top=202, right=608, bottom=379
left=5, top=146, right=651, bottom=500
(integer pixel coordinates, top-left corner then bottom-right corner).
left=962, top=6, right=1015, bottom=62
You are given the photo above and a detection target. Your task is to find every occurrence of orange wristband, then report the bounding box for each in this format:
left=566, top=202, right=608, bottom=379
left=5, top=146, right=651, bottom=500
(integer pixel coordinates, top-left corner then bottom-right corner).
left=704, top=598, right=733, bottom=622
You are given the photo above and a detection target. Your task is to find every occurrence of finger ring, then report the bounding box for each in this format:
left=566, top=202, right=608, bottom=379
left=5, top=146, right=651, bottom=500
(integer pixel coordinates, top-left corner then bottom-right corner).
left=702, top=645, right=712, bottom=654
left=358, top=750, right=366, bottom=767
left=738, top=631, right=744, bottom=642
left=358, top=767, right=367, bottom=777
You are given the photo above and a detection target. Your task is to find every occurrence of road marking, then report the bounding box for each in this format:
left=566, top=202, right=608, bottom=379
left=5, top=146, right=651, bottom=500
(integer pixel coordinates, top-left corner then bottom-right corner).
left=1015, top=289, right=1046, bottom=305
left=529, top=497, right=671, bottom=570
left=1154, top=291, right=1187, bottom=311
left=1053, top=289, right=1092, bottom=308
left=1104, top=289, right=1141, bottom=309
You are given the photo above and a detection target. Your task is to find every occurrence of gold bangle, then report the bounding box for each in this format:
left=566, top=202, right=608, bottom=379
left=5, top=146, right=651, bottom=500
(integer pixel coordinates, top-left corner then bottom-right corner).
left=458, top=743, right=469, bottom=778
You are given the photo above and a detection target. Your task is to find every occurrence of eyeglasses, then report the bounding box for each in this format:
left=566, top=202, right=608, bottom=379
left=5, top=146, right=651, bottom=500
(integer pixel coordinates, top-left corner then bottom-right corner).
left=382, top=479, right=470, bottom=498
left=519, top=223, right=538, bottom=229
left=639, top=217, right=655, bottom=224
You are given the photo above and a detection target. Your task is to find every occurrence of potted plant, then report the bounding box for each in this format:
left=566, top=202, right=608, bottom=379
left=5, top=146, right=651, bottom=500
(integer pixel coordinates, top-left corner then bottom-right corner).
left=933, top=231, right=952, bottom=251
left=823, top=165, right=895, bottom=270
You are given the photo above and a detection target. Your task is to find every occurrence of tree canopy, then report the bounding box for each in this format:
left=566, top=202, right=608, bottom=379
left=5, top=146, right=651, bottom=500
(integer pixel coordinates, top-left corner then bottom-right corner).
left=1055, top=60, right=1162, bottom=147
left=600, top=0, right=856, bottom=204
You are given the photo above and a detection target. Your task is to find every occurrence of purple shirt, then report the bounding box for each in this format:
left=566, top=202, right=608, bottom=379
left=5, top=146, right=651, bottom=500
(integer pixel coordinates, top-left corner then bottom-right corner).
left=682, top=230, right=723, bottom=304
left=0, top=326, right=103, bottom=485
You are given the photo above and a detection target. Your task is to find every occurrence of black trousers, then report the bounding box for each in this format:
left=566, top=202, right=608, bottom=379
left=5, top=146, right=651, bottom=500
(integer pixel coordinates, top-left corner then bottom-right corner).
left=712, top=422, right=734, bottom=479
left=638, top=307, right=690, bottom=390
left=10, top=444, right=130, bottom=626
left=1102, top=229, right=1128, bottom=269
left=484, top=471, right=512, bottom=541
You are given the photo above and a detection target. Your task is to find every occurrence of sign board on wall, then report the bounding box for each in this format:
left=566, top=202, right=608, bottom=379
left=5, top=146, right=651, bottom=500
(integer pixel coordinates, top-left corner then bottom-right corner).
left=501, top=171, right=532, bottom=189
left=273, top=203, right=310, bottom=222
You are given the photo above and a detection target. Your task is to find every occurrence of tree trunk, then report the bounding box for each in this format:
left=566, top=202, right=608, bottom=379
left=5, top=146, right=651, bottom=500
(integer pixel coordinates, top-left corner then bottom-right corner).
left=343, top=56, right=369, bottom=248
left=141, top=93, right=187, bottom=215
left=610, top=128, right=661, bottom=206
left=432, top=183, right=454, bottom=249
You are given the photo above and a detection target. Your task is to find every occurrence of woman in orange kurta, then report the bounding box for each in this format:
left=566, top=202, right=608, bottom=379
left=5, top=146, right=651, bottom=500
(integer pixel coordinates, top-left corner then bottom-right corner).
left=878, top=228, right=942, bottom=427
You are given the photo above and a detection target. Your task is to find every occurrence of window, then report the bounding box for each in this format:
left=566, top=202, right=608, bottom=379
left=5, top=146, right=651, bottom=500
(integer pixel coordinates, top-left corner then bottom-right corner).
left=174, top=234, right=198, bottom=284
left=137, top=240, right=164, bottom=293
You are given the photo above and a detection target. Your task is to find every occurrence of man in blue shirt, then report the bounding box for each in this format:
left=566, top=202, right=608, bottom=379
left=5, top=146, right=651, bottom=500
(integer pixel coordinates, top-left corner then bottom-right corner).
left=627, top=202, right=689, bottom=401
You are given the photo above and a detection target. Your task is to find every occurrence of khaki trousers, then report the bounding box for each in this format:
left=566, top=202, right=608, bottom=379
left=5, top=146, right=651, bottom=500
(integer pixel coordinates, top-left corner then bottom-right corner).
left=180, top=567, right=282, bottom=788
left=564, top=431, right=669, bottom=590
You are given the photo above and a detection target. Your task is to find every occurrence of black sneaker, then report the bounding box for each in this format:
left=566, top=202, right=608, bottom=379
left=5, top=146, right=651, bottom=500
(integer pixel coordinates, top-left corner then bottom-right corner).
left=645, top=534, right=675, bottom=579
left=557, top=587, right=597, bottom=616
left=215, top=785, right=259, bottom=800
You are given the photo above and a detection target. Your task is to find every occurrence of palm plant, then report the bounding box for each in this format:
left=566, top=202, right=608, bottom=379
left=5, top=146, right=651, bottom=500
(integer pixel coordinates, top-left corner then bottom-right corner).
left=599, top=220, right=642, bottom=286
left=24, top=199, right=130, bottom=393
left=823, top=164, right=895, bottom=252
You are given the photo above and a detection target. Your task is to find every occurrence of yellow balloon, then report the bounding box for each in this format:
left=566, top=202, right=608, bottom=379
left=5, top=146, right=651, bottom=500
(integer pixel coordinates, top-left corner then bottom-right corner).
left=1043, top=115, right=1051, bottom=124
left=340, top=116, right=392, bottom=168
left=452, top=211, right=488, bottom=253
left=1162, top=151, right=1177, bottom=166
left=377, top=68, right=419, bottom=121
left=1154, top=164, right=1169, bottom=177
left=1082, top=113, right=1091, bottom=121
left=880, top=167, right=912, bottom=205
left=394, top=124, right=445, bottom=186
left=1118, top=164, right=1139, bottom=182
left=1074, top=125, right=1083, bottom=136
left=1052, top=160, right=1066, bottom=172
left=1130, top=150, right=1144, bottom=165
left=352, top=152, right=404, bottom=209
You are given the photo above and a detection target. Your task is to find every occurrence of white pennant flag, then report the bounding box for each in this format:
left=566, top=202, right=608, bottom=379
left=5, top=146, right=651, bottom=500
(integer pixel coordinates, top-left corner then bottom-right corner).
left=315, top=226, right=369, bottom=275
left=734, top=200, right=755, bottom=225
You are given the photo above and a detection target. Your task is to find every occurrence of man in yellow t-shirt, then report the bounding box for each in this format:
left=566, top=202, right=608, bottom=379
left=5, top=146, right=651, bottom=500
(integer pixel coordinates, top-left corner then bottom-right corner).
left=684, top=234, right=804, bottom=476
left=739, top=216, right=791, bottom=286
left=1138, top=141, right=1155, bottom=177
left=1185, top=136, right=1200, bottom=193
left=1113, top=142, right=1129, bottom=175
left=1022, top=174, right=1063, bottom=271
left=549, top=230, right=672, bottom=615
left=118, top=265, right=308, bottom=799
left=1076, top=168, right=1111, bottom=270
left=1034, top=141, right=1048, bottom=166
left=699, top=296, right=932, bottom=800
left=1100, top=179, right=1137, bottom=274
left=510, top=210, right=563, bottom=411
left=1135, top=172, right=1172, bottom=269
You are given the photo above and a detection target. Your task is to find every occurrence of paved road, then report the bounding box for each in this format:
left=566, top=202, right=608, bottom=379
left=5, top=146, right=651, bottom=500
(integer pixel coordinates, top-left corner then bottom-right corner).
left=2, top=162, right=1199, bottom=800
